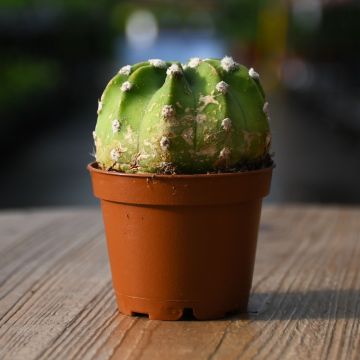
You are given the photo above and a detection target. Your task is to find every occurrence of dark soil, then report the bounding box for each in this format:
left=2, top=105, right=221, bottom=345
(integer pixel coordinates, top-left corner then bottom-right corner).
left=97, top=153, right=275, bottom=175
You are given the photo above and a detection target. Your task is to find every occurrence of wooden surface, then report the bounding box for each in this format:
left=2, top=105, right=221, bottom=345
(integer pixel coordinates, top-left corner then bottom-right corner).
left=1, top=205, right=360, bottom=360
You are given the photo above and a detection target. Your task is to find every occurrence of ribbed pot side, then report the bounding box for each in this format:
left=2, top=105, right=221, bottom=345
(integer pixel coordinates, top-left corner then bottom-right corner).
left=88, top=163, right=272, bottom=320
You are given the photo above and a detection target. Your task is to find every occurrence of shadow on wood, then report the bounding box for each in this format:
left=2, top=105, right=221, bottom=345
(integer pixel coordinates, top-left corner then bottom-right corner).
left=239, top=289, right=360, bottom=320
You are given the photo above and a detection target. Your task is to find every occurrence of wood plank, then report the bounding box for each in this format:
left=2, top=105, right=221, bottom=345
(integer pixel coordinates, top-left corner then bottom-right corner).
left=0, top=209, right=63, bottom=253
left=0, top=205, right=359, bottom=360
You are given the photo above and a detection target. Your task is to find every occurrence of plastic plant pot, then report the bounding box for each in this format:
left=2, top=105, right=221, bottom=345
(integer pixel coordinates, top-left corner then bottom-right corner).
left=88, top=162, right=272, bottom=320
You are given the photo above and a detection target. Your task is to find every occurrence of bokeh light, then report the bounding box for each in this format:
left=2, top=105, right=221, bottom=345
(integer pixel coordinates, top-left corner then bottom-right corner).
left=125, top=10, right=158, bottom=49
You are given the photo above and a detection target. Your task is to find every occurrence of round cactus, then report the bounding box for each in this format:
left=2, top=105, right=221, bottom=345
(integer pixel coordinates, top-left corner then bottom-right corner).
left=94, top=56, right=271, bottom=174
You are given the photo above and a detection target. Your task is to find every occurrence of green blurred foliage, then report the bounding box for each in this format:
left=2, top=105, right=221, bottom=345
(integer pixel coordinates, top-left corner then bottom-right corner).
left=215, top=0, right=265, bottom=41
left=288, top=4, right=360, bottom=60
left=0, top=59, right=59, bottom=108
left=1, top=0, right=110, bottom=10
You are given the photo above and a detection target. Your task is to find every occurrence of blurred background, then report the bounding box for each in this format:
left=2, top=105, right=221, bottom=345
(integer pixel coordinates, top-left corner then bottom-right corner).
left=1, top=0, right=359, bottom=208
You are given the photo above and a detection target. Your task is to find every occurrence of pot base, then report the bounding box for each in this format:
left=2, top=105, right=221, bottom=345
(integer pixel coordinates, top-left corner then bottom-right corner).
left=116, top=293, right=249, bottom=320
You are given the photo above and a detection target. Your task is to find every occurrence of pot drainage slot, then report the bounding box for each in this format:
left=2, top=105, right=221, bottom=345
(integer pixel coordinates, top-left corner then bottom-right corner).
left=180, top=308, right=195, bottom=321
left=131, top=311, right=149, bottom=318
left=225, top=309, right=239, bottom=318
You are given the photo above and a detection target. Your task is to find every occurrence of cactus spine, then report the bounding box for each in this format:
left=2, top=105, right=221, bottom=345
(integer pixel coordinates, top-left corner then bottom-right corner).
left=94, top=57, right=271, bottom=174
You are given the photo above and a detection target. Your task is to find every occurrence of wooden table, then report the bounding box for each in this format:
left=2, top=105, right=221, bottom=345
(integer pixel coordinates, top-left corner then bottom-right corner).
left=1, top=205, right=359, bottom=360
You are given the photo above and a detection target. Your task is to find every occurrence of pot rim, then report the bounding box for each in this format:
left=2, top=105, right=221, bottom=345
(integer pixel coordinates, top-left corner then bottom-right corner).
left=87, top=162, right=274, bottom=179
left=88, top=162, right=273, bottom=205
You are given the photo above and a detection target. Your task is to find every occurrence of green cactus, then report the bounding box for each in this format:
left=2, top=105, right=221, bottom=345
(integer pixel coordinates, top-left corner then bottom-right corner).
left=94, top=56, right=271, bottom=174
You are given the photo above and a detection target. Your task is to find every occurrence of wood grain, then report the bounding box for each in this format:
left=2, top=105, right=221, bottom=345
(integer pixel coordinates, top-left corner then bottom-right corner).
left=0, top=205, right=360, bottom=360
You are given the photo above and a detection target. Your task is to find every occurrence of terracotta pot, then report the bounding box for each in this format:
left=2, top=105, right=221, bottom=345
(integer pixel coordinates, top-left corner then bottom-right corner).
left=88, top=162, right=272, bottom=320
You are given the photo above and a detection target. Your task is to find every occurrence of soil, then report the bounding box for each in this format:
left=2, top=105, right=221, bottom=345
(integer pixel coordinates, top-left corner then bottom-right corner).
left=101, top=153, right=274, bottom=175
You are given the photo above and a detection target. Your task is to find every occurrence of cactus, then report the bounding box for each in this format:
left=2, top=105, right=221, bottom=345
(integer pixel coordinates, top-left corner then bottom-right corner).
left=94, top=56, right=271, bottom=174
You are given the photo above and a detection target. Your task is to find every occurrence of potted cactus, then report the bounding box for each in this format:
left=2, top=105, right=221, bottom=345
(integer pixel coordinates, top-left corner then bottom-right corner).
left=88, top=56, right=273, bottom=320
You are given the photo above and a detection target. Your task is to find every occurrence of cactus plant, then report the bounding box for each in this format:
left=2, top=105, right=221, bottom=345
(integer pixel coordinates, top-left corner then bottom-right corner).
left=93, top=56, right=272, bottom=174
